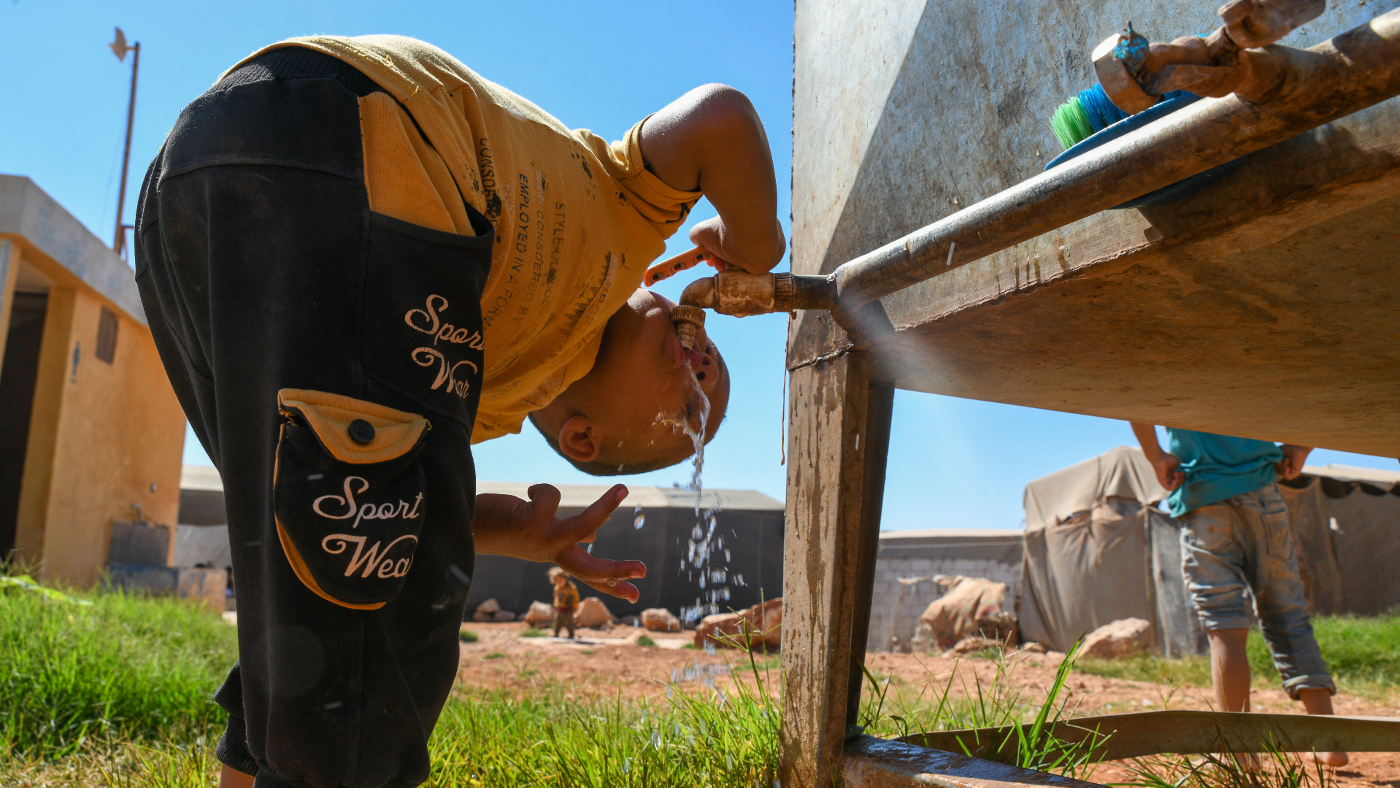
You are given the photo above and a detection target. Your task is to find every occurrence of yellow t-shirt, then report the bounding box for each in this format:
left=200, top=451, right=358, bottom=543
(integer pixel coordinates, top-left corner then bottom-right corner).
left=231, top=36, right=702, bottom=442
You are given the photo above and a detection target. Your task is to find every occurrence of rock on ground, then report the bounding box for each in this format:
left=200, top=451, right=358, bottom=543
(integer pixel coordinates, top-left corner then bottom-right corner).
left=475, top=598, right=501, bottom=615
left=693, top=598, right=782, bottom=649
left=641, top=608, right=681, bottom=632
left=1081, top=617, right=1151, bottom=659
left=949, top=636, right=998, bottom=656
left=908, top=576, right=1016, bottom=652
left=493, top=610, right=516, bottom=622
left=523, top=601, right=554, bottom=627
left=575, top=597, right=615, bottom=628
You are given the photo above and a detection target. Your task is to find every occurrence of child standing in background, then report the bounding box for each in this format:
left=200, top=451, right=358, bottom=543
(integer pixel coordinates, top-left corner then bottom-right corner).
left=549, top=567, right=580, bottom=639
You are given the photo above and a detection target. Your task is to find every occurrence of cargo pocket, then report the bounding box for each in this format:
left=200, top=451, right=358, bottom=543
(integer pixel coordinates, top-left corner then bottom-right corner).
left=1260, top=499, right=1296, bottom=562
left=274, top=388, right=430, bottom=610
left=360, top=207, right=492, bottom=432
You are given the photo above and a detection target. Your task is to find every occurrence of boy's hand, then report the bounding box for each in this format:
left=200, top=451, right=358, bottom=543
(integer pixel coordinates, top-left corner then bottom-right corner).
left=1276, top=444, right=1312, bottom=480
left=1152, top=453, right=1185, bottom=491
left=472, top=484, right=645, bottom=603
left=639, top=84, right=786, bottom=275
left=688, top=215, right=785, bottom=275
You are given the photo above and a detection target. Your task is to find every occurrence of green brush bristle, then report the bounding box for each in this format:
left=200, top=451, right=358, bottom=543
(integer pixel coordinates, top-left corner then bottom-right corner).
left=1049, top=97, right=1095, bottom=150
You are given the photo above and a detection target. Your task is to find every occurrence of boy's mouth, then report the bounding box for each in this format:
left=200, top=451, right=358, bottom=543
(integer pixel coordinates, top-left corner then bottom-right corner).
left=684, top=347, right=704, bottom=370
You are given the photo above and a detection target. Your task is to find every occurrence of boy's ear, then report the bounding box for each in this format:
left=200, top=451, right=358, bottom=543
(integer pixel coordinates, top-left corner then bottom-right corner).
left=557, top=415, right=601, bottom=463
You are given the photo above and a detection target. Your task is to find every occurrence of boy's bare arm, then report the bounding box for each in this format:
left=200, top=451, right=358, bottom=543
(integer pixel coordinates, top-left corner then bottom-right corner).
left=1130, top=421, right=1185, bottom=491
left=638, top=84, right=785, bottom=273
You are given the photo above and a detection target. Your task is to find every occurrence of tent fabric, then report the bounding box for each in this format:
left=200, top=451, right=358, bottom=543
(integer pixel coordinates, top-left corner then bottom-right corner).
left=1020, top=448, right=1399, bottom=657
left=1023, top=446, right=1171, bottom=533
left=1019, top=498, right=1175, bottom=654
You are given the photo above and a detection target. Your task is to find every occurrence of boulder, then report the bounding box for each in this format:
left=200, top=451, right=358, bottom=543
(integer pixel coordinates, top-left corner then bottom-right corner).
left=474, top=598, right=501, bottom=615
left=641, top=607, right=681, bottom=632
left=949, top=636, right=998, bottom=656
left=523, top=601, right=554, bottom=627
left=908, top=576, right=1016, bottom=653
left=574, top=597, right=615, bottom=628
left=620, top=615, right=640, bottom=628
left=1081, top=618, right=1152, bottom=659
left=694, top=612, right=745, bottom=648
left=693, top=598, right=783, bottom=649
left=471, top=610, right=493, bottom=623
left=493, top=610, right=516, bottom=623
left=751, top=598, right=782, bottom=648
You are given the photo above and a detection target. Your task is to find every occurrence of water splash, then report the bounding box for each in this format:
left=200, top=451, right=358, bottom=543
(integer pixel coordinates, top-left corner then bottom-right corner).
left=654, top=359, right=734, bottom=628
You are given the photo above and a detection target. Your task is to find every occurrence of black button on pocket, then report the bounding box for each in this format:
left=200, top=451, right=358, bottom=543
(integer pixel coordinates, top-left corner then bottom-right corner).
left=348, top=419, right=376, bottom=445
left=274, top=389, right=431, bottom=610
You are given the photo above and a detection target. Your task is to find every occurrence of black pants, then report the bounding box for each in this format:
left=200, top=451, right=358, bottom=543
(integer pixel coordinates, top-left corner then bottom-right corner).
left=135, top=50, right=491, bottom=788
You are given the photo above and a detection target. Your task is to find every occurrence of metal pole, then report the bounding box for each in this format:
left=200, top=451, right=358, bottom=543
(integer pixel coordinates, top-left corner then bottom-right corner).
left=114, top=41, right=140, bottom=257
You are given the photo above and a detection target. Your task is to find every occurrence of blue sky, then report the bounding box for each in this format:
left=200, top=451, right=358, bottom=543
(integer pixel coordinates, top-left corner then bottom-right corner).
left=4, top=0, right=1394, bottom=533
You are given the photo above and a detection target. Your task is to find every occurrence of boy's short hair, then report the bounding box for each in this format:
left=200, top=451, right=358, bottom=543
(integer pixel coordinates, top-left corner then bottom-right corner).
left=527, top=413, right=687, bottom=476
left=547, top=566, right=568, bottom=581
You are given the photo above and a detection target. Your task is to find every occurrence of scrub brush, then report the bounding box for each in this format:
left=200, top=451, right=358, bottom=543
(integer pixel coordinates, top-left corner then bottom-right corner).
left=1048, top=84, right=1133, bottom=150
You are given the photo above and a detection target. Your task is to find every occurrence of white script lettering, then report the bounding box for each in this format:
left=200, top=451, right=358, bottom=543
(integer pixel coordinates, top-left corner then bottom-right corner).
left=312, top=476, right=423, bottom=529
left=412, top=348, right=478, bottom=399
left=321, top=533, right=418, bottom=578
left=404, top=295, right=484, bottom=349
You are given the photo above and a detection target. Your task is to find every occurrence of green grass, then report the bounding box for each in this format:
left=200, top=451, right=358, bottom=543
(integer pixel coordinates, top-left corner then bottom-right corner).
left=458, top=628, right=479, bottom=643
left=1075, top=613, right=1400, bottom=699
left=0, top=575, right=236, bottom=758
left=520, top=627, right=547, bottom=638
left=2, top=577, right=1382, bottom=788
left=636, top=635, right=656, bottom=647
left=483, top=652, right=506, bottom=660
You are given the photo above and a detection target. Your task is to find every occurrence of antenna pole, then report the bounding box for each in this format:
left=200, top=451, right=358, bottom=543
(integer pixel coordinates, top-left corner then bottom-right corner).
left=113, top=40, right=140, bottom=257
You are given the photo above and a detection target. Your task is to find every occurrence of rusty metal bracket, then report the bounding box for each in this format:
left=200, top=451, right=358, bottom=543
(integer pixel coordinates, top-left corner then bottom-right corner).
left=900, top=710, right=1400, bottom=762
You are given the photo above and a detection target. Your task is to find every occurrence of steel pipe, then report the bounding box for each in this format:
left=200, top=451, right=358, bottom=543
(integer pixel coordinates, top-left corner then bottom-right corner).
left=828, top=8, right=1400, bottom=310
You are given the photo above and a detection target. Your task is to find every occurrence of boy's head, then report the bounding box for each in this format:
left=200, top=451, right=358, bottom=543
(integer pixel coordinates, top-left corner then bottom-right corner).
left=548, top=567, right=570, bottom=587
left=531, top=288, right=729, bottom=476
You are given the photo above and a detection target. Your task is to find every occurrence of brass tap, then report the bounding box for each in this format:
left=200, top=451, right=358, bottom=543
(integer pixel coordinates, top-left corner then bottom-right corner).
left=670, top=304, right=706, bottom=351
left=1093, top=0, right=1326, bottom=112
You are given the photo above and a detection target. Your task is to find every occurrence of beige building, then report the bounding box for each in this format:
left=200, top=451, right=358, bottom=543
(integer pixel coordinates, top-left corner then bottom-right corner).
left=0, top=175, right=185, bottom=586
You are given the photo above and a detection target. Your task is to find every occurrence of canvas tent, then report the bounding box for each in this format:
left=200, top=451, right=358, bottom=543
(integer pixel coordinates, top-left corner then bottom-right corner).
left=1019, top=448, right=1400, bottom=656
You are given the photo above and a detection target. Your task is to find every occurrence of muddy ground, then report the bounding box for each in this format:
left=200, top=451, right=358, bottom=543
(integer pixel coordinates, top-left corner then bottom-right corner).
left=457, top=622, right=1400, bottom=787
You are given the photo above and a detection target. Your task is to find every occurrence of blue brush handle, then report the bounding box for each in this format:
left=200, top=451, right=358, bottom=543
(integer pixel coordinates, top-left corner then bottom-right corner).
left=1044, top=91, right=1247, bottom=209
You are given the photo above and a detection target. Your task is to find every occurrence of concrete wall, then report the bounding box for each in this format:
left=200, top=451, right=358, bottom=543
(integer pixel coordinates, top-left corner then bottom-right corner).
left=864, top=530, right=1023, bottom=653
left=1, top=176, right=185, bottom=586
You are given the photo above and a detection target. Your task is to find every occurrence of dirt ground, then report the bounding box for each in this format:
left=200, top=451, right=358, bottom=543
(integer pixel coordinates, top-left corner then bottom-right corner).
left=457, top=622, right=1400, bottom=787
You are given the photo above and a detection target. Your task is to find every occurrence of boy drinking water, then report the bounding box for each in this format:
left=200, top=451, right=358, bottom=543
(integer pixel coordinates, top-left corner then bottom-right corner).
left=135, top=35, right=783, bottom=788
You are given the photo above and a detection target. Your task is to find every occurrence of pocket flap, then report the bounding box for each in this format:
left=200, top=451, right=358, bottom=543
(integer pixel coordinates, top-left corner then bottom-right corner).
left=278, top=388, right=429, bottom=464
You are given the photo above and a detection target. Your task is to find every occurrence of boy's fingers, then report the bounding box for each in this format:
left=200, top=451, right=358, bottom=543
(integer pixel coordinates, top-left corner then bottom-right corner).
left=555, top=546, right=645, bottom=595
left=562, top=484, right=627, bottom=541
left=527, top=484, right=562, bottom=519
left=580, top=578, right=640, bottom=603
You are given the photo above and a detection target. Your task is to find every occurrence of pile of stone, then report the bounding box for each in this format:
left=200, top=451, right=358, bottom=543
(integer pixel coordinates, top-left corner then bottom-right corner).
left=908, top=576, right=1017, bottom=653
left=694, top=598, right=782, bottom=650
left=471, top=598, right=516, bottom=623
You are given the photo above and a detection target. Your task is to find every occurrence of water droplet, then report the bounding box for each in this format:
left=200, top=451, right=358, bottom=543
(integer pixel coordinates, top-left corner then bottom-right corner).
left=633, top=504, right=645, bottom=529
